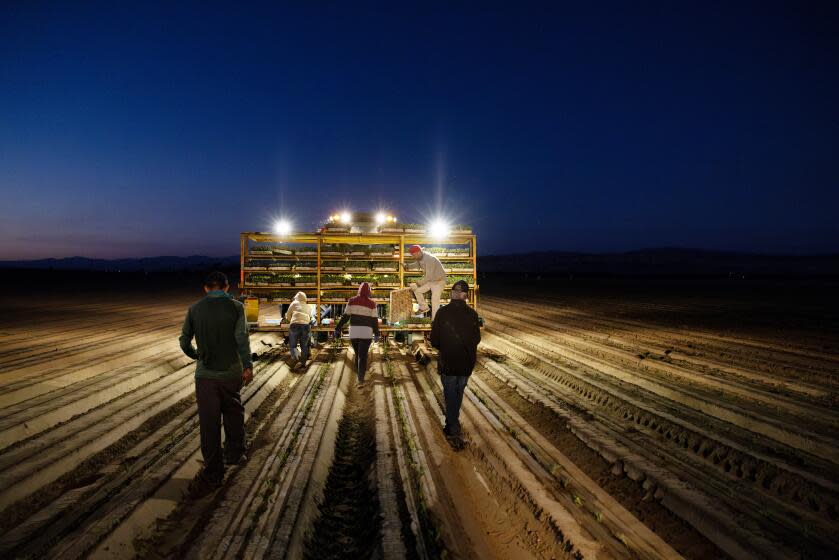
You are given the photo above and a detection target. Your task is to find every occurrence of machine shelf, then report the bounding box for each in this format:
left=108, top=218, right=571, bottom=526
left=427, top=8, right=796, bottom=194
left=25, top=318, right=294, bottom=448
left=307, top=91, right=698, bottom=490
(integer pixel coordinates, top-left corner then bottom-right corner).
left=241, top=229, right=478, bottom=330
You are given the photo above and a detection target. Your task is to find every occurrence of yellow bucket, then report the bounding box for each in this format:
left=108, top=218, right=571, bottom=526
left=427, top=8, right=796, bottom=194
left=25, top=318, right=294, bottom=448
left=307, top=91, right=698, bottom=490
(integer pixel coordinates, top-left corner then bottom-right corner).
left=244, top=297, right=259, bottom=323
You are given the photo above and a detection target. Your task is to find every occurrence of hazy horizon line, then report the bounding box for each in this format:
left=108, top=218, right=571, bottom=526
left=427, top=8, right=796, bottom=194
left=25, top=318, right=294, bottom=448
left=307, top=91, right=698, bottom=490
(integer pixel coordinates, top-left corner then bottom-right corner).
left=2, top=247, right=839, bottom=263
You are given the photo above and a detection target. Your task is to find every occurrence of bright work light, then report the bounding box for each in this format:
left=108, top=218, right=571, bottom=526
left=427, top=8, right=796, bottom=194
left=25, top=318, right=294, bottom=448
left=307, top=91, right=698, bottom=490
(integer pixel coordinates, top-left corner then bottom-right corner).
left=376, top=212, right=387, bottom=224
left=274, top=220, right=292, bottom=235
left=429, top=219, right=451, bottom=239
left=341, top=212, right=352, bottom=224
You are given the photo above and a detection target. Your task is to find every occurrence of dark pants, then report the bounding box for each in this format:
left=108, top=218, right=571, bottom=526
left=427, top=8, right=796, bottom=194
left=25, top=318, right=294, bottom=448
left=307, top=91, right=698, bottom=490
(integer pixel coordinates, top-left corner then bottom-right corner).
left=196, top=377, right=245, bottom=478
left=441, top=374, right=469, bottom=436
left=289, top=323, right=311, bottom=363
left=350, top=338, right=372, bottom=382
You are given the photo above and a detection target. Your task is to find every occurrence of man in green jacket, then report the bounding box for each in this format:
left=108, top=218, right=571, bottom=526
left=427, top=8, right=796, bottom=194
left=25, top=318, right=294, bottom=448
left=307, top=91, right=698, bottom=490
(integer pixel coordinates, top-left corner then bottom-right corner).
left=179, top=271, right=253, bottom=487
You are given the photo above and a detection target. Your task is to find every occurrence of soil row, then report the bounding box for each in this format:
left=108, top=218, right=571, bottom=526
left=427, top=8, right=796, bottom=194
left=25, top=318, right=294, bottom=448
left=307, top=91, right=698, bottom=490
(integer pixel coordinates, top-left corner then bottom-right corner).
left=479, top=299, right=839, bottom=558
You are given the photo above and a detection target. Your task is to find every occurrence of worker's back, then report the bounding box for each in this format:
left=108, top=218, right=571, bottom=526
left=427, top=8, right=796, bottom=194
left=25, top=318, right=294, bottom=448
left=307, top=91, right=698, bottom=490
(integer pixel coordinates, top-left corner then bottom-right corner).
left=430, top=299, right=481, bottom=376
left=188, top=295, right=241, bottom=371
left=286, top=292, right=312, bottom=325
left=419, top=252, right=446, bottom=283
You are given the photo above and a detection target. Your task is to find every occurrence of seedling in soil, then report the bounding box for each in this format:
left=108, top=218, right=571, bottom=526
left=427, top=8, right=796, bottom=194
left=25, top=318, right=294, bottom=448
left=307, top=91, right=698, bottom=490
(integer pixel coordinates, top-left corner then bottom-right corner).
left=250, top=245, right=274, bottom=255
left=345, top=261, right=369, bottom=271
left=383, top=352, right=445, bottom=557
left=617, top=533, right=630, bottom=549
left=376, top=274, right=399, bottom=285
left=447, top=275, right=473, bottom=286
left=447, top=262, right=473, bottom=270
left=321, top=275, right=347, bottom=286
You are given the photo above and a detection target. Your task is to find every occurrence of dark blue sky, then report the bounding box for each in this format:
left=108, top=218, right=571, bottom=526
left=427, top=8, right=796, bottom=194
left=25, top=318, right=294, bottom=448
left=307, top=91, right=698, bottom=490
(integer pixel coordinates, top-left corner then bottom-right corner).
left=1, top=1, right=838, bottom=258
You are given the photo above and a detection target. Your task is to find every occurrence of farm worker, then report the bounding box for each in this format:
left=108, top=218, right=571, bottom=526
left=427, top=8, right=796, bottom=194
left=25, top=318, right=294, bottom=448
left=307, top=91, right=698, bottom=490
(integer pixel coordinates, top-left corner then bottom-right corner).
left=285, top=291, right=313, bottom=369
left=334, top=282, right=380, bottom=387
left=408, top=244, right=446, bottom=319
left=430, top=280, right=481, bottom=450
left=179, top=271, right=252, bottom=489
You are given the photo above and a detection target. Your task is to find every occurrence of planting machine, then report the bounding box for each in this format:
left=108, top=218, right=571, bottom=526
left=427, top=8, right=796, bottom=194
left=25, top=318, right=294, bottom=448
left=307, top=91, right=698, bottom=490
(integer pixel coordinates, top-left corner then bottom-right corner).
left=239, top=211, right=477, bottom=340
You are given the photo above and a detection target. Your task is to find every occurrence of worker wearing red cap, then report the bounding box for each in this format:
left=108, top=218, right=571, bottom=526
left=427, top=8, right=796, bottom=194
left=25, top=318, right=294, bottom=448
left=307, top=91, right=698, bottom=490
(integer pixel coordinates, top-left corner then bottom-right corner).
left=408, top=245, right=446, bottom=319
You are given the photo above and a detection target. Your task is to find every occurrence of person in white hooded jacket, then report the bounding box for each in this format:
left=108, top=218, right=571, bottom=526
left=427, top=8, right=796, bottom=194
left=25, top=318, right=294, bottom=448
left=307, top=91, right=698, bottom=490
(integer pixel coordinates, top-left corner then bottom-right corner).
left=284, top=291, right=312, bottom=367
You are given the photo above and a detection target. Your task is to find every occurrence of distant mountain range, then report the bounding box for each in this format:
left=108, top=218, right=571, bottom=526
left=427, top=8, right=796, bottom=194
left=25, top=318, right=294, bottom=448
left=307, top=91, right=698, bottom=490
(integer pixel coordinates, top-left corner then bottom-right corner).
left=0, top=255, right=240, bottom=272
left=1, top=249, right=837, bottom=276
left=478, top=248, right=839, bottom=276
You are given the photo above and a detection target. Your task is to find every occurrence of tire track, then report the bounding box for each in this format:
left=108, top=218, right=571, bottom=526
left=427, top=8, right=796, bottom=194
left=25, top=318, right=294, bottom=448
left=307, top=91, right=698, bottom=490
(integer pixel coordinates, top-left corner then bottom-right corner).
left=476, top=332, right=839, bottom=557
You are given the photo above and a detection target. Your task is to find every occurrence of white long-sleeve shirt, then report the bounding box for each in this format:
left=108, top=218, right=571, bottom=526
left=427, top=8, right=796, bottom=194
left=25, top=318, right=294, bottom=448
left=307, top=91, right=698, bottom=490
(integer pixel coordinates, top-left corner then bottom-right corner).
left=415, top=252, right=446, bottom=286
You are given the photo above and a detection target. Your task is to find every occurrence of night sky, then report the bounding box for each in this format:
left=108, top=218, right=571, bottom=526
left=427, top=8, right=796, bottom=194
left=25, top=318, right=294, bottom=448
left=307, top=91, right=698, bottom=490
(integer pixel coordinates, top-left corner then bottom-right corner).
left=2, top=2, right=838, bottom=259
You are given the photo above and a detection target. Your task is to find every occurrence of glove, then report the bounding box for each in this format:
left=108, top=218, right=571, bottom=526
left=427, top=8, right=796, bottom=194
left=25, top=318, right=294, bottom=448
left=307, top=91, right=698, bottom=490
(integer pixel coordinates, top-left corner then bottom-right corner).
left=374, top=333, right=380, bottom=343
left=409, top=282, right=418, bottom=289
left=334, top=328, right=341, bottom=339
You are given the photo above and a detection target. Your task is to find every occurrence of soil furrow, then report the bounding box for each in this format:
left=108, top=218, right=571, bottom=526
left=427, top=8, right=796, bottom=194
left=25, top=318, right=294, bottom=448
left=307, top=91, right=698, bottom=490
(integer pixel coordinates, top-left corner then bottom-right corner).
left=1, top=288, right=835, bottom=558
left=303, top=373, right=380, bottom=559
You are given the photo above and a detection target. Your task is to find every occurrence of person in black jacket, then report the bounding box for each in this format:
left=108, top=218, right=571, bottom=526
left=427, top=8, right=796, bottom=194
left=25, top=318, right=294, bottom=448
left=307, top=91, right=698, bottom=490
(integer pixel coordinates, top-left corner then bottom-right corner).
left=429, top=280, right=481, bottom=448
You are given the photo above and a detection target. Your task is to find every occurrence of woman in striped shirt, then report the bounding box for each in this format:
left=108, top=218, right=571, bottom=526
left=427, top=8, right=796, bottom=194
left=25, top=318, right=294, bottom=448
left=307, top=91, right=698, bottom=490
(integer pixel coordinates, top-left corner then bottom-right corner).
left=334, top=282, right=380, bottom=387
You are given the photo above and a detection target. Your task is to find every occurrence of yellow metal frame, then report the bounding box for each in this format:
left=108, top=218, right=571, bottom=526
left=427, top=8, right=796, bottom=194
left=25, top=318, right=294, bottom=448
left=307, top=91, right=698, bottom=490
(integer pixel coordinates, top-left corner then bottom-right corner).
left=239, top=230, right=478, bottom=330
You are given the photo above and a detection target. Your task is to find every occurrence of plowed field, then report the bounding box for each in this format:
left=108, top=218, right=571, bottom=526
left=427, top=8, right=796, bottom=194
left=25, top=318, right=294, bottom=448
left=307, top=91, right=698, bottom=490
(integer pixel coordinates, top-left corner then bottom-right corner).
left=1, top=284, right=836, bottom=559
